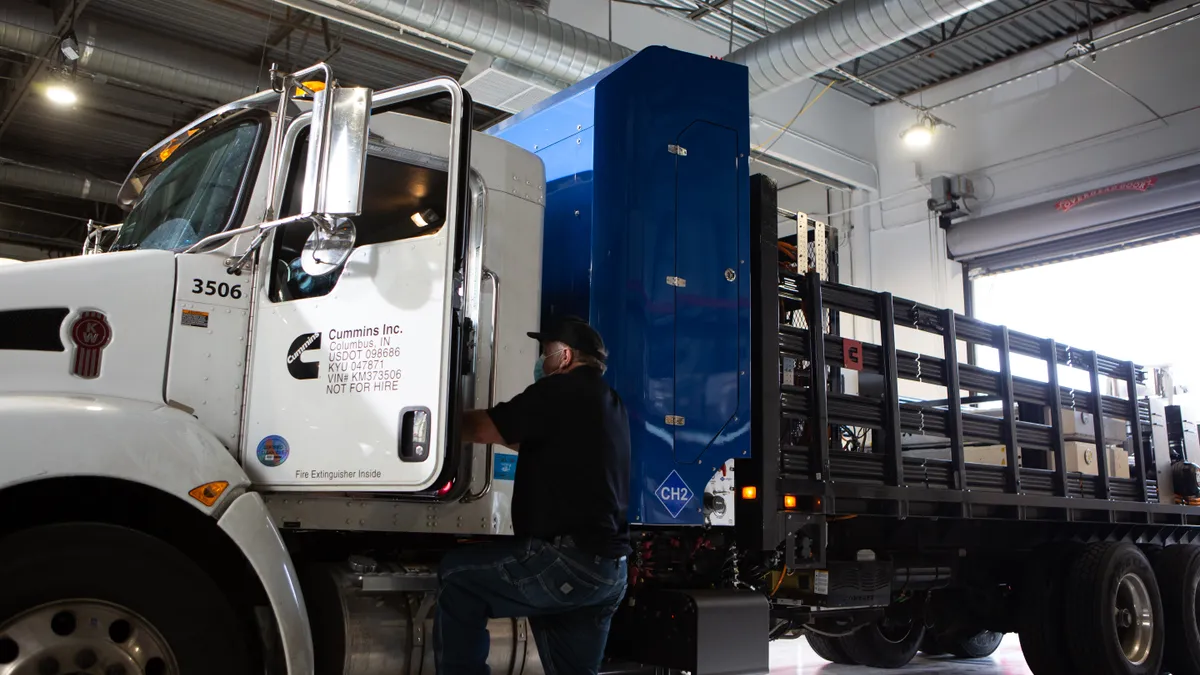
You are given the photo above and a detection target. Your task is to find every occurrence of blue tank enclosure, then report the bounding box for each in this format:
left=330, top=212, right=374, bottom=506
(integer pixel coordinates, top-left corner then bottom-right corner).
left=488, top=47, right=751, bottom=526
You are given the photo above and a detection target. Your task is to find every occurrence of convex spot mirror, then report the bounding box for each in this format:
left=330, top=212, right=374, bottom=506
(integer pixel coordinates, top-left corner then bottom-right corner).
left=301, top=85, right=372, bottom=219
left=301, top=216, right=356, bottom=276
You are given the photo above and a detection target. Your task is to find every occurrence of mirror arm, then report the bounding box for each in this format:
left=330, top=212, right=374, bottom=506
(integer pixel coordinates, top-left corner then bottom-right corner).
left=181, top=214, right=312, bottom=272
left=266, top=63, right=333, bottom=220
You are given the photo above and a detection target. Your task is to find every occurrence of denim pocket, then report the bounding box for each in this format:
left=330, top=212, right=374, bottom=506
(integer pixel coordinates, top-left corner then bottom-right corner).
left=535, top=557, right=605, bottom=607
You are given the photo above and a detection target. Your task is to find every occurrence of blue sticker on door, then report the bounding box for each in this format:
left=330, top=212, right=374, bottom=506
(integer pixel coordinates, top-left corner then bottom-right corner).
left=494, top=454, right=517, bottom=480
left=655, top=470, right=694, bottom=518
left=257, top=435, right=289, bottom=467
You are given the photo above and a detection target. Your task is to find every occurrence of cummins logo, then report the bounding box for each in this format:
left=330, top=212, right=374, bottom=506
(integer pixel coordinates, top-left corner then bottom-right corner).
left=287, top=332, right=321, bottom=380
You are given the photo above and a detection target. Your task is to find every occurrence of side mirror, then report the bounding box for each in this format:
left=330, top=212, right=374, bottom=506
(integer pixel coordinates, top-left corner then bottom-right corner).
left=301, top=86, right=372, bottom=217
left=301, top=217, right=356, bottom=276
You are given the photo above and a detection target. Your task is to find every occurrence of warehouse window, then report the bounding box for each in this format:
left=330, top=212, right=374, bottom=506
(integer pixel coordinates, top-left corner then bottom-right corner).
left=974, top=236, right=1200, bottom=404
left=114, top=120, right=262, bottom=251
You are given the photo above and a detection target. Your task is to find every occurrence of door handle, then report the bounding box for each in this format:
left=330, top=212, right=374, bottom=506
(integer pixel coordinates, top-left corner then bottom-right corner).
left=462, top=268, right=500, bottom=503
left=399, top=407, right=431, bottom=462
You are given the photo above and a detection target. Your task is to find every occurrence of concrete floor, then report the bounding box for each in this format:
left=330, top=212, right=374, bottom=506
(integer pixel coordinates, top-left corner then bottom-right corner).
left=768, top=634, right=1034, bottom=674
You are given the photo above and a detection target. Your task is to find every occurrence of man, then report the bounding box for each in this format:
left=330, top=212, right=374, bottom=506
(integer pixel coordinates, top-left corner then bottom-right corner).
left=435, top=317, right=631, bottom=675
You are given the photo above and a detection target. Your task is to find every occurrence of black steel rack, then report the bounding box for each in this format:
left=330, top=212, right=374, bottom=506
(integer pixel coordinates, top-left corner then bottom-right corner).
left=736, top=174, right=1200, bottom=566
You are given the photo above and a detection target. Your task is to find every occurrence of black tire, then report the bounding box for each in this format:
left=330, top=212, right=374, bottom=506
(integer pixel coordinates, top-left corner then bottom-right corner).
left=840, top=617, right=926, bottom=668
left=805, top=633, right=857, bottom=665
left=951, top=630, right=1005, bottom=659
left=1019, top=542, right=1081, bottom=675
left=1066, top=542, right=1165, bottom=675
left=1154, top=545, right=1200, bottom=675
left=0, top=523, right=255, bottom=675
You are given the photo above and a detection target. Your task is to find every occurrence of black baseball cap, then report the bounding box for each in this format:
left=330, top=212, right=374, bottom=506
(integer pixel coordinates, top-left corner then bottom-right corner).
left=527, top=316, right=607, bottom=363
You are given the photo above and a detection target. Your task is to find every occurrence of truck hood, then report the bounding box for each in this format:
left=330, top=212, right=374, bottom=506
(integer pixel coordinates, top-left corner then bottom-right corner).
left=0, top=250, right=176, bottom=403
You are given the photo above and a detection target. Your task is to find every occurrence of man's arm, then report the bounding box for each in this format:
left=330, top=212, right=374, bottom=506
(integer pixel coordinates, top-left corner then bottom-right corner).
left=461, top=410, right=519, bottom=450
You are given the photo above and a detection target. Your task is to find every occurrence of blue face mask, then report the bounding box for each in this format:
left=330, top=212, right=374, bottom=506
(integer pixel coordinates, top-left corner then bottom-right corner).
left=533, top=349, right=566, bottom=382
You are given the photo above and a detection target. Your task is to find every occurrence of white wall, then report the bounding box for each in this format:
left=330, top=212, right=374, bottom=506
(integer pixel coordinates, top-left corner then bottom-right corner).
left=870, top=0, right=1200, bottom=322
left=752, top=84, right=879, bottom=189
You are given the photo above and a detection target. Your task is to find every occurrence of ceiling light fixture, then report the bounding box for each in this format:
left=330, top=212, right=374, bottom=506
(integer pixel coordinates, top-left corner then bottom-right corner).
left=45, top=85, right=78, bottom=106
left=59, top=32, right=80, bottom=62
left=901, top=113, right=936, bottom=149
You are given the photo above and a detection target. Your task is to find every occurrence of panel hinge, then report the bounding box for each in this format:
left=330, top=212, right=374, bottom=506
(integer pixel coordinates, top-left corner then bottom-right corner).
left=666, top=276, right=687, bottom=288
left=667, top=144, right=688, bottom=157
left=665, top=415, right=686, bottom=426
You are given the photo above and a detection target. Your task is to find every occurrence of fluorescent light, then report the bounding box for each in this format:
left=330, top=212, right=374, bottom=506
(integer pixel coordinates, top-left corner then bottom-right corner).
left=45, top=85, right=77, bottom=106
left=902, top=124, right=933, bottom=148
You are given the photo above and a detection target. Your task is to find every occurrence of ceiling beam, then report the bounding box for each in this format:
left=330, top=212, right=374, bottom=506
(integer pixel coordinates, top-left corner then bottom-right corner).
left=836, top=0, right=1061, bottom=97
left=689, top=0, right=736, bottom=21
left=267, top=9, right=315, bottom=47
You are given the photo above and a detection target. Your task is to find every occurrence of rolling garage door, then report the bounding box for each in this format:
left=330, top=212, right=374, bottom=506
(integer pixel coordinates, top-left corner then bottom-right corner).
left=947, top=164, right=1200, bottom=276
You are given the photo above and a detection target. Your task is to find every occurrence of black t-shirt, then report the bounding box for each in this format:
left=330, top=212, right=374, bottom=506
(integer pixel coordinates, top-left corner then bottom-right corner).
left=487, top=366, right=631, bottom=558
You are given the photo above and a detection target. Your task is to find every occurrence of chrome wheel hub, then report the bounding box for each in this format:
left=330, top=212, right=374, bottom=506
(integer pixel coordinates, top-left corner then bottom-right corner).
left=0, top=601, right=177, bottom=675
left=1114, top=573, right=1154, bottom=665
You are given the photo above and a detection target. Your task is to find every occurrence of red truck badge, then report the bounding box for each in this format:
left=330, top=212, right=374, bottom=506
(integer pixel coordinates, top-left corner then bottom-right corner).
left=70, top=310, right=112, bottom=379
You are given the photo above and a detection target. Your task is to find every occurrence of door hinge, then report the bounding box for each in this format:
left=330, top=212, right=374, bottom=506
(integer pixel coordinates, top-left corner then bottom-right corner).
left=665, top=415, right=686, bottom=426
left=666, top=276, right=687, bottom=287
left=667, top=144, right=688, bottom=157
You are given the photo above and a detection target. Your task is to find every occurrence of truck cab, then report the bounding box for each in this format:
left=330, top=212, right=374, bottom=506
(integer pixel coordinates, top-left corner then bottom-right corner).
left=0, top=69, right=546, bottom=675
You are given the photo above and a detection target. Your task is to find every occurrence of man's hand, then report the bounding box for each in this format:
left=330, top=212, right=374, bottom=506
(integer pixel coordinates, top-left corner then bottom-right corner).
left=462, top=410, right=516, bottom=450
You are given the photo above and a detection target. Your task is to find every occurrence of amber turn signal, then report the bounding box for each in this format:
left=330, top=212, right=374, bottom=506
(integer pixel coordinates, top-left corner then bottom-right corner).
left=783, top=494, right=798, bottom=509
left=742, top=486, right=758, bottom=500
left=188, top=481, right=230, bottom=507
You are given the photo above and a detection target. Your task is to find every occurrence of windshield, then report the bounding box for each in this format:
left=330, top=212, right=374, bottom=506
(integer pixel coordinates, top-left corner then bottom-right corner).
left=114, top=120, right=261, bottom=251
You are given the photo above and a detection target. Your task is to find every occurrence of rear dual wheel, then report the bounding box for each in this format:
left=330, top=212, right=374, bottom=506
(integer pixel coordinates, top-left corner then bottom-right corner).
left=921, top=630, right=1004, bottom=659
left=1020, top=542, right=1165, bottom=675
left=839, top=615, right=925, bottom=669
left=804, top=633, right=856, bottom=665
left=1065, top=542, right=1164, bottom=675
left=1019, top=543, right=1082, bottom=675
left=1154, top=544, right=1200, bottom=675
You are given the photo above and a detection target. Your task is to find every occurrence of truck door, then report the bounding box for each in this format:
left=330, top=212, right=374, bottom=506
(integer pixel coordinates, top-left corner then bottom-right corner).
left=242, top=86, right=472, bottom=492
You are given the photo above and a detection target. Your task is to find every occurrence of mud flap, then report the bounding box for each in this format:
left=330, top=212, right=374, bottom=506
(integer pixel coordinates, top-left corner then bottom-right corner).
left=607, top=589, right=768, bottom=674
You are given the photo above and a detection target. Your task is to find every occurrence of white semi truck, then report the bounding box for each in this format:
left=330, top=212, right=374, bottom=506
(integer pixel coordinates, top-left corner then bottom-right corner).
left=5, top=49, right=1200, bottom=675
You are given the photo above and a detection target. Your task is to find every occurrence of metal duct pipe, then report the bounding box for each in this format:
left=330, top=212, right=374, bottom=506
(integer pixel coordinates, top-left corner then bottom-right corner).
left=726, top=0, right=993, bottom=98
left=300, top=0, right=632, bottom=84
left=0, top=0, right=260, bottom=105
left=305, top=0, right=992, bottom=103
left=0, top=163, right=120, bottom=204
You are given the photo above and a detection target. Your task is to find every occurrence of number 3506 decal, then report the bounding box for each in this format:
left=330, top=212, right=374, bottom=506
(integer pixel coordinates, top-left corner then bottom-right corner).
left=192, top=278, right=243, bottom=299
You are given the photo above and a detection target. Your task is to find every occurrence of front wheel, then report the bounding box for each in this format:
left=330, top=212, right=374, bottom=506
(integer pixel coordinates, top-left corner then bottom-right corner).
left=0, top=523, right=256, bottom=675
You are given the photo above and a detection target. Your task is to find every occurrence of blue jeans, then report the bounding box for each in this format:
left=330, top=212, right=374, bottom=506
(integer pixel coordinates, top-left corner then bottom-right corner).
left=435, top=538, right=628, bottom=675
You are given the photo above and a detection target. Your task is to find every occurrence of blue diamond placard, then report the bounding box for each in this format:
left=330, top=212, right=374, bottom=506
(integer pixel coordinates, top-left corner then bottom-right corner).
left=655, top=470, right=694, bottom=519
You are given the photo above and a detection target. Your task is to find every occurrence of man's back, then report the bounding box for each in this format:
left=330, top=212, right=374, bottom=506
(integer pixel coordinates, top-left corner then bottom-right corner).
left=490, top=366, right=631, bottom=557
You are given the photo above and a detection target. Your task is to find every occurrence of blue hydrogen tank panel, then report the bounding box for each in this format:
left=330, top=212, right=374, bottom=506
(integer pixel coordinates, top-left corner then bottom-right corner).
left=489, top=47, right=751, bottom=526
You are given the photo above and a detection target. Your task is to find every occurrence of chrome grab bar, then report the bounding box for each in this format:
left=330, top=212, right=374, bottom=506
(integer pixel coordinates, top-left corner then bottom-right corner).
left=462, top=267, right=500, bottom=504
